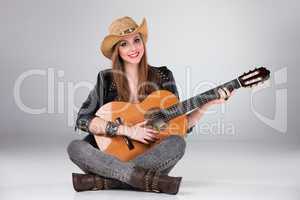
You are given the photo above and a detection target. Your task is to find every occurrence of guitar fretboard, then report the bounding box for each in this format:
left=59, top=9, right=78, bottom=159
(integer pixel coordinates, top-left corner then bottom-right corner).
left=160, top=79, right=241, bottom=121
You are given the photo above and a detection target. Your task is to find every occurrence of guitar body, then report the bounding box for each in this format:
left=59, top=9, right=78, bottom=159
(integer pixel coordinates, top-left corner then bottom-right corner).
left=94, top=90, right=188, bottom=161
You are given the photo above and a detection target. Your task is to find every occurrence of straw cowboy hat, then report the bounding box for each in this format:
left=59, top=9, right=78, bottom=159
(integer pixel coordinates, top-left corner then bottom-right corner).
left=100, top=16, right=148, bottom=59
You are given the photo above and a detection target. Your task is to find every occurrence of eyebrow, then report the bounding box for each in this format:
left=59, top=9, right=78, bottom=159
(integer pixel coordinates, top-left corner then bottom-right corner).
left=120, top=35, right=140, bottom=43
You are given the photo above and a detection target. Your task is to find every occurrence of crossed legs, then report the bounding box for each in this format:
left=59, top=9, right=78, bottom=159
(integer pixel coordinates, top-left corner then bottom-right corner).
left=67, top=135, right=186, bottom=186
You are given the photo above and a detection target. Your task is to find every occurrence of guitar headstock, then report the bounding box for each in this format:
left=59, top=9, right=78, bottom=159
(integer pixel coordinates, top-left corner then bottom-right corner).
left=238, top=67, right=270, bottom=88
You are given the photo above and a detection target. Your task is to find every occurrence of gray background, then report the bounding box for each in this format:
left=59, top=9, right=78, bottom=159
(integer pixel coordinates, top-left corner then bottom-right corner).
left=1, top=0, right=300, bottom=199
left=1, top=0, right=299, bottom=146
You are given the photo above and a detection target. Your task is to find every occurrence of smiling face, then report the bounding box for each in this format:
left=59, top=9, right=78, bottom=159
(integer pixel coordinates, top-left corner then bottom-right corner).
left=118, top=33, right=145, bottom=65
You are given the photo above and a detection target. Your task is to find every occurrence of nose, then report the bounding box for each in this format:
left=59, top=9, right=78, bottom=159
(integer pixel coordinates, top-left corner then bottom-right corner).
left=129, top=43, right=137, bottom=52
left=129, top=40, right=140, bottom=51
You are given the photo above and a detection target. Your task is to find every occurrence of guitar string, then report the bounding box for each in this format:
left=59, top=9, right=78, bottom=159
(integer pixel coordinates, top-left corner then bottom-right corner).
left=151, top=92, right=212, bottom=121
left=149, top=92, right=214, bottom=122
left=149, top=81, right=237, bottom=122
left=146, top=80, right=238, bottom=122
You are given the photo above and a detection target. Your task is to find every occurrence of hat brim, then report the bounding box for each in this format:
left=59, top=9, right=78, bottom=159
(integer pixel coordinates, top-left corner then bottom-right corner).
left=100, top=18, right=148, bottom=59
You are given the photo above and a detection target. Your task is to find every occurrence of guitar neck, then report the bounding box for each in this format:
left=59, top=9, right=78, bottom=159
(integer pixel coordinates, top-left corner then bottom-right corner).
left=161, top=78, right=241, bottom=121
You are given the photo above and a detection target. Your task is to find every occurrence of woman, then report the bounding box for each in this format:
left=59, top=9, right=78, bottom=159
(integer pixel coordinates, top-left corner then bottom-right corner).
left=67, top=16, right=233, bottom=195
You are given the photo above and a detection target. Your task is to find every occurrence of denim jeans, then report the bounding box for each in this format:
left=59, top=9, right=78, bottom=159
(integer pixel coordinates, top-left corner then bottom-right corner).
left=67, top=135, right=186, bottom=185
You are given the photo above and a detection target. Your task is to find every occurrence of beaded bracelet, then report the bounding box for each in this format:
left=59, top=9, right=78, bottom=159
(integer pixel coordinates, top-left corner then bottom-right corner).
left=105, top=121, right=120, bottom=137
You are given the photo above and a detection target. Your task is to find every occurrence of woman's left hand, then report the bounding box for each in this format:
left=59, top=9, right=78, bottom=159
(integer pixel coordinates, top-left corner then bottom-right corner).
left=203, top=88, right=235, bottom=108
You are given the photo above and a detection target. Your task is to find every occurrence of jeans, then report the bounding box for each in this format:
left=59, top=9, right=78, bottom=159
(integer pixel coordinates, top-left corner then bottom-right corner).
left=67, top=135, right=186, bottom=185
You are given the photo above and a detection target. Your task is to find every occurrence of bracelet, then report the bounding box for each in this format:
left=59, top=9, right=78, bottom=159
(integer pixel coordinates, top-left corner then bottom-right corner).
left=77, top=117, right=95, bottom=133
left=105, top=121, right=120, bottom=137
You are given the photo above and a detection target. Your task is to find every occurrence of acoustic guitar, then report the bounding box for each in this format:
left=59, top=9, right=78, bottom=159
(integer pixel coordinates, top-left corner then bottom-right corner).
left=94, top=67, right=270, bottom=161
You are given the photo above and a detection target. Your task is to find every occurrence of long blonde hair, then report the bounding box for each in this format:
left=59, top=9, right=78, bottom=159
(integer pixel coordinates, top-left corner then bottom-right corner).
left=110, top=36, right=160, bottom=102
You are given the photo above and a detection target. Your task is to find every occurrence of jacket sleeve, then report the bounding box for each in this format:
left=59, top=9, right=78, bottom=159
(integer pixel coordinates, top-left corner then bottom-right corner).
left=75, top=71, right=105, bottom=133
left=160, top=67, right=195, bottom=134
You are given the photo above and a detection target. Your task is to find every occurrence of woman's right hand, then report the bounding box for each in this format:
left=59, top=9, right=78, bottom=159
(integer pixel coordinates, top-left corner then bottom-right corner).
left=120, top=120, right=160, bottom=144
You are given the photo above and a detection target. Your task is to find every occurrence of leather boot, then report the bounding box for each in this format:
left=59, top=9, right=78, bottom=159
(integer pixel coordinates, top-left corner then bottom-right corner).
left=72, top=173, right=134, bottom=192
left=128, top=167, right=182, bottom=195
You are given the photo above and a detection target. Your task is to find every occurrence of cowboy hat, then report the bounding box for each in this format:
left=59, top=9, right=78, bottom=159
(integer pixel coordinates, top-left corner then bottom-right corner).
left=100, top=16, right=148, bottom=59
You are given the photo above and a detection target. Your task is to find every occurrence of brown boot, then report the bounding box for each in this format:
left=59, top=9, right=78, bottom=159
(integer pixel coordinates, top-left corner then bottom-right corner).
left=129, top=167, right=182, bottom=195
left=72, top=173, right=134, bottom=192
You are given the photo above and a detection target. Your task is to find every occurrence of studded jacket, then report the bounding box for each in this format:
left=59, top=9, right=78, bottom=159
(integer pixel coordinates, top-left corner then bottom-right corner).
left=75, top=65, right=195, bottom=134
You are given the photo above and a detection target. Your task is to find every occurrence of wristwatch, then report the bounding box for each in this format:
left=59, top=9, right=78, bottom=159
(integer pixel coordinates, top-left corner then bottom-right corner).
left=105, top=121, right=120, bottom=137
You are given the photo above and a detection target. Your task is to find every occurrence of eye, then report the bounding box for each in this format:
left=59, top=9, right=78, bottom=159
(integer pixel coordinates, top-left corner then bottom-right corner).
left=120, top=41, right=127, bottom=47
left=134, top=38, right=141, bottom=43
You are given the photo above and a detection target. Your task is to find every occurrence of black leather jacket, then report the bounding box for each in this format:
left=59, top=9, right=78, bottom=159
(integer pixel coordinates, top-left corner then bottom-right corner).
left=75, top=65, right=194, bottom=135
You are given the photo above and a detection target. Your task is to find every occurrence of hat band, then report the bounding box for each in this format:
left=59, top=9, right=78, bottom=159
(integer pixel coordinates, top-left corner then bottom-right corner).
left=120, top=27, right=136, bottom=35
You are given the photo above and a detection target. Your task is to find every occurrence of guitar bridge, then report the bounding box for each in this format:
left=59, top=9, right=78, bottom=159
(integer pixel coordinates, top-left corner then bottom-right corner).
left=115, top=117, right=134, bottom=150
